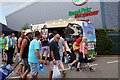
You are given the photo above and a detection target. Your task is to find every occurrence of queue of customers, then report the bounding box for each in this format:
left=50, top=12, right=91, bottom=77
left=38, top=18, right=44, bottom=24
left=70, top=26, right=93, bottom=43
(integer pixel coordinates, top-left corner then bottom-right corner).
left=0, top=29, right=95, bottom=80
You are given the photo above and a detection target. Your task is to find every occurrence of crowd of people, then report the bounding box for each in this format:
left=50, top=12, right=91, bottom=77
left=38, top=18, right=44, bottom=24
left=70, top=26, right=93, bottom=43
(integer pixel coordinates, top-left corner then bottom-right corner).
left=0, top=29, right=95, bottom=80
left=0, top=33, right=17, bottom=65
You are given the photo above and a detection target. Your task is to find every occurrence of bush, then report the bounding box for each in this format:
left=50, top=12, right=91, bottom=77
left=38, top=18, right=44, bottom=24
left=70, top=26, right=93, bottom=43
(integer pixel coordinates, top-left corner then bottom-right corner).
left=95, top=28, right=114, bottom=55
left=106, top=29, right=120, bottom=33
left=18, top=31, right=21, bottom=37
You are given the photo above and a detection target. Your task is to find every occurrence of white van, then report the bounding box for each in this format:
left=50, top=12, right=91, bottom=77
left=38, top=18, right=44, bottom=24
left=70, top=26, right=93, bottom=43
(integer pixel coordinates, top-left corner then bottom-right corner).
left=31, top=18, right=97, bottom=62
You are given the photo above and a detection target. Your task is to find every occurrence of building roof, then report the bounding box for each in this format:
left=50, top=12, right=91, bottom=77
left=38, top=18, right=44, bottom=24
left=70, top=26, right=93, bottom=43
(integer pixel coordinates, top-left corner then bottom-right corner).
left=6, top=2, right=36, bottom=17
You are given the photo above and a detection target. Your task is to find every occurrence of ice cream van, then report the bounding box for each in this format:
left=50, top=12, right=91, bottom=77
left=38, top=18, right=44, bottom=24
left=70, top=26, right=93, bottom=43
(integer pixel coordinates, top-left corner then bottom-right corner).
left=31, top=18, right=97, bottom=62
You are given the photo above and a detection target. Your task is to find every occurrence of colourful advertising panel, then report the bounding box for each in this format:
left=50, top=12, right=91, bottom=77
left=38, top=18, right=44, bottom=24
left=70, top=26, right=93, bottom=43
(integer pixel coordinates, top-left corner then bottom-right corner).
left=82, top=22, right=96, bottom=58
left=82, top=22, right=96, bottom=41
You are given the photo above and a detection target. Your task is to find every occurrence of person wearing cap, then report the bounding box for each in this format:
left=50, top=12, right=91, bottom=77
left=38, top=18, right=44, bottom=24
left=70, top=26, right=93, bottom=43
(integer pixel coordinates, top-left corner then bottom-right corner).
left=71, top=35, right=76, bottom=45
left=69, top=35, right=76, bottom=57
left=19, top=29, right=32, bottom=79
left=28, top=31, right=43, bottom=79
left=68, top=34, right=83, bottom=70
left=69, top=35, right=76, bottom=49
left=4, top=32, right=14, bottom=65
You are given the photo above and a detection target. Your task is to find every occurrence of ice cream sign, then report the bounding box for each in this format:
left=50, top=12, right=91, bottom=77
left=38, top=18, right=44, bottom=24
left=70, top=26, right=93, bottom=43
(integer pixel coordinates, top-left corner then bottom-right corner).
left=68, top=7, right=99, bottom=18
left=73, top=0, right=88, bottom=6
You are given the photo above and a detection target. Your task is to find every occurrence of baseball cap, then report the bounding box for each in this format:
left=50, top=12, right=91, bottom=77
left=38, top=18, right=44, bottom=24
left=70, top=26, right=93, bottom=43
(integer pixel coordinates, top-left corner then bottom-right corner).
left=71, top=35, right=75, bottom=38
left=25, top=29, right=33, bottom=35
left=38, top=64, right=45, bottom=73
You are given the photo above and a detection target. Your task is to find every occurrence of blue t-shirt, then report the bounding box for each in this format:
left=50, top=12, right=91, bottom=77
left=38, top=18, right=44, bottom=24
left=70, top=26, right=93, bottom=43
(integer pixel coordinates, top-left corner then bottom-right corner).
left=28, top=39, right=41, bottom=63
left=4, top=36, right=14, bottom=48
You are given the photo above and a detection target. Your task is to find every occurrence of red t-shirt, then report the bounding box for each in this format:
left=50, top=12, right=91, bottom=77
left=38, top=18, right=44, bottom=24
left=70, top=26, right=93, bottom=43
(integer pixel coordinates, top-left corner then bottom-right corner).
left=75, top=38, right=81, bottom=53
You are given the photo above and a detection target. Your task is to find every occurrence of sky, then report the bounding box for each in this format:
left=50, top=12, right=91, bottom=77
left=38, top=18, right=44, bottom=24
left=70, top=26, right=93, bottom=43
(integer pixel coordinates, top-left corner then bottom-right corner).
left=0, top=6, right=16, bottom=25
left=0, top=2, right=26, bottom=25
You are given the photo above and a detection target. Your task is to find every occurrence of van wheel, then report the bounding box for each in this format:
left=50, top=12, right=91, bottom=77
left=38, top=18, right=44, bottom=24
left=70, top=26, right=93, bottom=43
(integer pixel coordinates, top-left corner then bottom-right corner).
left=66, top=52, right=71, bottom=63
left=63, top=52, right=71, bottom=63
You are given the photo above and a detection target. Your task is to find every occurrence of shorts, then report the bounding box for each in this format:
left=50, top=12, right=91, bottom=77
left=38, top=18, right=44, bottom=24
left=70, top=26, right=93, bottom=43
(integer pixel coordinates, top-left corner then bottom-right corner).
left=17, top=53, right=24, bottom=64
left=41, top=46, right=49, bottom=55
left=23, top=59, right=30, bottom=72
left=59, top=51, right=63, bottom=57
left=58, top=56, right=63, bottom=64
left=29, top=62, right=39, bottom=76
left=78, top=52, right=89, bottom=63
left=75, top=53, right=79, bottom=61
left=0, top=48, right=6, bottom=55
left=49, top=60, right=59, bottom=71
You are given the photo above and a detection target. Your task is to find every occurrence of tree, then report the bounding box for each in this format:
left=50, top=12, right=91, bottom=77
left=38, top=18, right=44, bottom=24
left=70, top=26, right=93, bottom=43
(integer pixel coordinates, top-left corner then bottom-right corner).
left=22, top=23, right=30, bottom=30
left=95, top=28, right=114, bottom=55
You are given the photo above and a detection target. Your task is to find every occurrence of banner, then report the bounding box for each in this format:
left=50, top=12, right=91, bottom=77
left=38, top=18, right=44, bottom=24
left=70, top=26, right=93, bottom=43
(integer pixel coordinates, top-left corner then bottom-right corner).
left=82, top=22, right=96, bottom=41
left=82, top=22, right=96, bottom=57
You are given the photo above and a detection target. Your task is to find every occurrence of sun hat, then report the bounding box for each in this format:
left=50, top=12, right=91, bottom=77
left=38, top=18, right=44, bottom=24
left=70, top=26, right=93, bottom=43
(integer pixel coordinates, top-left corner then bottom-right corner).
left=38, top=64, right=45, bottom=73
left=24, top=29, right=33, bottom=35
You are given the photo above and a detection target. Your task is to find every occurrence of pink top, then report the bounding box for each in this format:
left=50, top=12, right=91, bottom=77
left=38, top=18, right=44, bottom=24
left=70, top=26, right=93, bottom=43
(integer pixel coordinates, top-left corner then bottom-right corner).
left=79, top=42, right=87, bottom=54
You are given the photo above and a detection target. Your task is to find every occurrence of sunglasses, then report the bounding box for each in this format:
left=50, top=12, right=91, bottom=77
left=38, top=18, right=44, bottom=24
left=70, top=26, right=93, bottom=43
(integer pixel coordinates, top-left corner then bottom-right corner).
left=57, top=37, right=60, bottom=39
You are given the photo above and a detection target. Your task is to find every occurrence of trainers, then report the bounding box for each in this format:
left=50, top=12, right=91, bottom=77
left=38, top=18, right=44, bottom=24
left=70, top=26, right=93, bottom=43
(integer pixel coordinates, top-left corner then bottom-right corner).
left=62, top=71, right=66, bottom=78
left=2, top=60, right=4, bottom=62
left=80, top=67, right=82, bottom=70
left=14, top=57, right=16, bottom=61
left=4, top=60, right=6, bottom=62
left=45, top=63, right=47, bottom=65
left=11, top=62, right=14, bottom=64
left=89, top=67, right=95, bottom=72
left=79, top=68, right=82, bottom=72
left=76, top=68, right=79, bottom=71
left=68, top=64, right=72, bottom=70
left=81, top=67, right=85, bottom=70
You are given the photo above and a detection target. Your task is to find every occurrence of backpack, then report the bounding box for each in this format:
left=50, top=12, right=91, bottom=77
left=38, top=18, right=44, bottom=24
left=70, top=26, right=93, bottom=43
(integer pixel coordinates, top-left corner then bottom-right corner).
left=73, top=42, right=80, bottom=51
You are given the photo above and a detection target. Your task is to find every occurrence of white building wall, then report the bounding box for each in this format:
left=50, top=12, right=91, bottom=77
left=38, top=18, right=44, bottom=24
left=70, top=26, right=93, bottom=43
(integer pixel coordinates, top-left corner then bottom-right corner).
left=5, top=1, right=109, bottom=31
